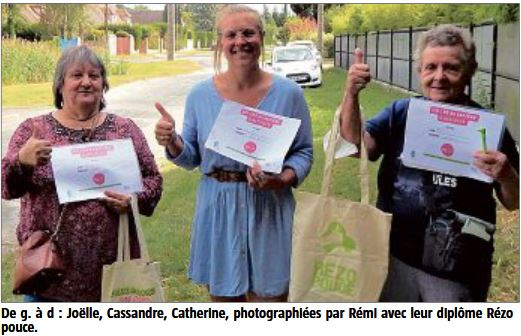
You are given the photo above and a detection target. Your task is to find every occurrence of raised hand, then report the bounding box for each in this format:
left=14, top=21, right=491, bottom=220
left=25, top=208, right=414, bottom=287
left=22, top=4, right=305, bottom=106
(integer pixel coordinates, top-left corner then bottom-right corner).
left=18, top=120, right=52, bottom=167
left=346, top=48, right=371, bottom=96
left=154, top=102, right=177, bottom=147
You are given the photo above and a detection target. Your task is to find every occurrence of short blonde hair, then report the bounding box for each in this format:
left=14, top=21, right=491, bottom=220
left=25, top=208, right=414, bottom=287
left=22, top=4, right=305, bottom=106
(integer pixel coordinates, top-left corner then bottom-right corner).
left=214, top=4, right=265, bottom=73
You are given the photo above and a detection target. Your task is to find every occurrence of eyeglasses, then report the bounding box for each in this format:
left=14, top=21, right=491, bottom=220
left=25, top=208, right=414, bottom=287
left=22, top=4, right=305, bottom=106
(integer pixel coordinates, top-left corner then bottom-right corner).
left=220, top=28, right=261, bottom=41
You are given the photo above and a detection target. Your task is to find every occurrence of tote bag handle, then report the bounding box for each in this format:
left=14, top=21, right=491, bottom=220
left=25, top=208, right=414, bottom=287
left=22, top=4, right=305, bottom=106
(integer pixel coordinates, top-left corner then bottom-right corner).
left=320, top=105, right=370, bottom=205
left=117, top=194, right=151, bottom=262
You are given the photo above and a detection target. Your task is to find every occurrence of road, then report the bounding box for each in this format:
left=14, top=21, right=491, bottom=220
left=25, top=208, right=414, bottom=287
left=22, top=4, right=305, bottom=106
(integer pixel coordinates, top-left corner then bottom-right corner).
left=1, top=55, right=213, bottom=251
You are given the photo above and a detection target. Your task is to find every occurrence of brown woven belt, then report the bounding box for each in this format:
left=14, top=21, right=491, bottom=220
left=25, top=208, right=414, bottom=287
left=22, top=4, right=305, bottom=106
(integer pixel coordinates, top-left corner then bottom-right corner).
left=206, top=170, right=247, bottom=183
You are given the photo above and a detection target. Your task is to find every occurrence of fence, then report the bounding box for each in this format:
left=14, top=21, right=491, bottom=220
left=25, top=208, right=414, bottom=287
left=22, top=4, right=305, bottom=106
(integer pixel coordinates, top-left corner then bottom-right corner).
left=334, top=21, right=520, bottom=142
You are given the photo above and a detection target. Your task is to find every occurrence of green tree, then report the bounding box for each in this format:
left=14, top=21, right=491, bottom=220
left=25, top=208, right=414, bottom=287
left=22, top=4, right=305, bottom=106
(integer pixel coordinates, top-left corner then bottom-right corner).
left=277, top=26, right=290, bottom=45
left=326, top=4, right=520, bottom=35
left=291, top=4, right=316, bottom=19
left=185, top=4, right=218, bottom=31
left=132, top=5, right=149, bottom=11
left=1, top=4, right=28, bottom=39
left=5, top=4, right=19, bottom=38
left=40, top=4, right=87, bottom=39
left=495, top=4, right=519, bottom=23
left=272, top=7, right=286, bottom=27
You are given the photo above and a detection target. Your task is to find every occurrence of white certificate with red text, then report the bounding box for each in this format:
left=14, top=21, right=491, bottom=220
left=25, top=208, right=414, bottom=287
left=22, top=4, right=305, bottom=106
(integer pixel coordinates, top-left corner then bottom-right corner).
left=401, top=98, right=505, bottom=183
left=205, top=101, right=301, bottom=173
left=51, top=139, right=143, bottom=203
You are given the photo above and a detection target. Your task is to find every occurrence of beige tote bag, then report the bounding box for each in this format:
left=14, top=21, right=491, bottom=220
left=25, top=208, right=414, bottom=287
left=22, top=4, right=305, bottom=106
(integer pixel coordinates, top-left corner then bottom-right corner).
left=289, top=106, right=392, bottom=302
left=101, top=195, right=165, bottom=302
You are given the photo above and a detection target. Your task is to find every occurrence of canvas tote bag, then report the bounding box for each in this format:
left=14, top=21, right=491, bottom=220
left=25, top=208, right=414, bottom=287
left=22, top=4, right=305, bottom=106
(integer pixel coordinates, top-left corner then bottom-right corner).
left=101, top=195, right=165, bottom=302
left=289, top=106, right=392, bottom=302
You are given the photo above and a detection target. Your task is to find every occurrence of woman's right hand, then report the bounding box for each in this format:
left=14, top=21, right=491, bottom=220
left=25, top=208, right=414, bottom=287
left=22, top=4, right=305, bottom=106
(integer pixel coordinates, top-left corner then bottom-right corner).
left=18, top=121, right=52, bottom=167
left=154, top=102, right=177, bottom=147
left=346, top=48, right=371, bottom=97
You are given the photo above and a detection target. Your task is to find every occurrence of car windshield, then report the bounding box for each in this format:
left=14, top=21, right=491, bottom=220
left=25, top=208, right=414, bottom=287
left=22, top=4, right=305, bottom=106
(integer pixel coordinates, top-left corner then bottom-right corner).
left=274, top=49, right=313, bottom=62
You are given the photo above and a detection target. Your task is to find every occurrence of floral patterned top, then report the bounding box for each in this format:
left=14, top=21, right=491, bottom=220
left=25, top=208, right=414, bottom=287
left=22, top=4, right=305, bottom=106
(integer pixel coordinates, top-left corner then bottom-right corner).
left=2, top=112, right=163, bottom=301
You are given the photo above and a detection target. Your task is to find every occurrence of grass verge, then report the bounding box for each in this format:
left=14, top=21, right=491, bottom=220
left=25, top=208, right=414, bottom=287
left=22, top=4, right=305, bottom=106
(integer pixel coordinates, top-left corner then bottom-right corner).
left=1, top=68, right=518, bottom=302
left=2, top=59, right=202, bottom=108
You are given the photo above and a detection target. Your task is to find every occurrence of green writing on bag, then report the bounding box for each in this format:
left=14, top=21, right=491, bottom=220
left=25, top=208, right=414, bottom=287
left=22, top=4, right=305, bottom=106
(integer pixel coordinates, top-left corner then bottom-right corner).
left=311, top=221, right=358, bottom=295
left=312, top=260, right=357, bottom=295
left=112, top=287, right=155, bottom=297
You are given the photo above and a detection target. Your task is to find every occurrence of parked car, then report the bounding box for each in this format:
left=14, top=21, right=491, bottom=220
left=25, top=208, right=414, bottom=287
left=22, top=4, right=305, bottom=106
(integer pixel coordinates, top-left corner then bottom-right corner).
left=269, top=46, right=322, bottom=87
left=287, top=40, right=323, bottom=71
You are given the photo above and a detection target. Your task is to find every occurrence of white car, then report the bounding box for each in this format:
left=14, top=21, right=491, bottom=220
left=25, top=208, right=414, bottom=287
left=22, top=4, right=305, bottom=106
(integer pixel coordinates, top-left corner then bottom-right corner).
left=269, top=46, right=322, bottom=87
left=287, top=40, right=323, bottom=71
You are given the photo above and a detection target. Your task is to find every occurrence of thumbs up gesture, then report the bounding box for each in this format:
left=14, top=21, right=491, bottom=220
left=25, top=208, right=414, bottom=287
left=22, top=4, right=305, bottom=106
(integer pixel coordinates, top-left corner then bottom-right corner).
left=154, top=102, right=178, bottom=147
left=18, top=120, right=52, bottom=167
left=346, top=48, right=371, bottom=96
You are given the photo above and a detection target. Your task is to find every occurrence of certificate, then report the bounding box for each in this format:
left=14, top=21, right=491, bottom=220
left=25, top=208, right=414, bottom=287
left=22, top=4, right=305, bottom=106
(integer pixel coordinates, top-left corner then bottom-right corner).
left=51, top=139, right=143, bottom=204
left=205, top=101, right=301, bottom=173
left=401, top=98, right=505, bottom=183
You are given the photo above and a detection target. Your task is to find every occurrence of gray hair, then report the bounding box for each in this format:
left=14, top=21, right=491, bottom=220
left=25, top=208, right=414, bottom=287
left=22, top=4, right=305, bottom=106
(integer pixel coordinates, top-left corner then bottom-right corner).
left=415, top=24, right=477, bottom=79
left=214, top=4, right=265, bottom=73
left=52, top=45, right=109, bottom=110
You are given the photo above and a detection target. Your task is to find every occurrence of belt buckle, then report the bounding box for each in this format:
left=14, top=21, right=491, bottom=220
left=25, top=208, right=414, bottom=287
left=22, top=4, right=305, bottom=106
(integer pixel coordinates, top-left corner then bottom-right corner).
left=217, top=171, right=226, bottom=182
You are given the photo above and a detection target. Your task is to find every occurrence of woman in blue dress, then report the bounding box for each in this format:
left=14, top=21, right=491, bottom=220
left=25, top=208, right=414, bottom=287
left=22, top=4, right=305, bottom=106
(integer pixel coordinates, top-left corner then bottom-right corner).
left=154, top=4, right=313, bottom=302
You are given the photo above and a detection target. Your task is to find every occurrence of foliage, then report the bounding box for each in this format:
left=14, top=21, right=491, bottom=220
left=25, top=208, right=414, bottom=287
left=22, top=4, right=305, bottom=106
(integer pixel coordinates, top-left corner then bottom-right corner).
left=132, top=4, right=150, bottom=11
left=2, top=3, right=20, bottom=38
left=1, top=39, right=60, bottom=85
left=115, top=30, right=130, bottom=38
left=2, top=21, right=45, bottom=41
left=276, top=26, right=290, bottom=45
left=264, top=22, right=279, bottom=46
left=291, top=4, right=317, bottom=19
left=152, top=22, right=168, bottom=38
left=323, top=33, right=335, bottom=58
left=262, top=4, right=275, bottom=25
left=84, top=28, right=105, bottom=41
left=193, top=30, right=216, bottom=48
left=494, top=4, right=519, bottom=23
left=284, top=16, right=318, bottom=42
left=326, top=4, right=520, bottom=35
left=39, top=4, right=87, bottom=39
left=184, top=4, right=218, bottom=31
left=291, top=4, right=334, bottom=21
left=272, top=6, right=288, bottom=27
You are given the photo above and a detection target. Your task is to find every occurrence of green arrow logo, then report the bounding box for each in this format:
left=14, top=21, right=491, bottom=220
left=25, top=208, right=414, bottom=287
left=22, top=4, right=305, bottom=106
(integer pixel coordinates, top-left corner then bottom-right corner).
left=319, top=221, right=356, bottom=253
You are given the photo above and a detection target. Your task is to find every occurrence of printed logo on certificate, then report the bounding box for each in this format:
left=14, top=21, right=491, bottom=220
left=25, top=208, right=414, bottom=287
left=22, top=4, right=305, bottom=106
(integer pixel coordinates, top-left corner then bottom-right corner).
left=205, top=101, right=301, bottom=173
left=51, top=139, right=143, bottom=203
left=401, top=98, right=505, bottom=183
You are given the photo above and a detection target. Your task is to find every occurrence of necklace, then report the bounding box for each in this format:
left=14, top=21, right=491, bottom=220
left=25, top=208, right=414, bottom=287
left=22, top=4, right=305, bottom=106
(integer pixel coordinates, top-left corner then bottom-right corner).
left=81, top=111, right=100, bottom=142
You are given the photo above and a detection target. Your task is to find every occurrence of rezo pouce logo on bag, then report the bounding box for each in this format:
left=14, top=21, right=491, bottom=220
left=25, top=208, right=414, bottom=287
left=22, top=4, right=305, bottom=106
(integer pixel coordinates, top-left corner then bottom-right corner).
left=311, top=221, right=358, bottom=296
left=112, top=287, right=155, bottom=302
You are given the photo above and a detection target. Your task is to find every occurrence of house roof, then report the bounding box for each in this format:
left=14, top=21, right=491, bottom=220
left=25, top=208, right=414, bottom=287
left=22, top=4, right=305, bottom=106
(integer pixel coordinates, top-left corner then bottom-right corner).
left=17, top=4, right=131, bottom=26
left=18, top=4, right=44, bottom=24
left=129, top=9, right=165, bottom=24
left=116, top=8, right=131, bottom=20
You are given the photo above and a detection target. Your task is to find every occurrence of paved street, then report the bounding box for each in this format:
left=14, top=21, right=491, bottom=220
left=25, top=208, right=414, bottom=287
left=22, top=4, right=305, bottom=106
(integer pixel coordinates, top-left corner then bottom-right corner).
left=1, top=55, right=213, bottom=251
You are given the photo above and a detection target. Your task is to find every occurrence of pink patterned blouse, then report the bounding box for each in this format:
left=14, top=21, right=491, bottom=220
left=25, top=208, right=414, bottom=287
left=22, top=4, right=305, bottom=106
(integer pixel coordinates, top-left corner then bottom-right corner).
left=2, top=112, right=163, bottom=301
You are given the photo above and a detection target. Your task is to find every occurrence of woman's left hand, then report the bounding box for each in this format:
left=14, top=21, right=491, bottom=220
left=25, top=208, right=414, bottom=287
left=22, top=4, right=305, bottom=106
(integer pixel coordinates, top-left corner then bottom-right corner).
left=246, top=162, right=296, bottom=190
left=473, top=150, right=516, bottom=183
left=102, top=190, right=131, bottom=214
